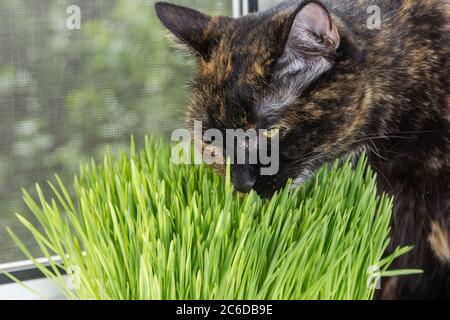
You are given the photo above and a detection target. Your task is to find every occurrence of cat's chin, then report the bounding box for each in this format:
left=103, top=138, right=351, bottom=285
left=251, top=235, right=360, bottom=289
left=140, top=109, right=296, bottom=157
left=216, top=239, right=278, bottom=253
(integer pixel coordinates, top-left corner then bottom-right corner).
left=289, top=167, right=315, bottom=190
left=253, top=147, right=366, bottom=198
left=289, top=148, right=366, bottom=191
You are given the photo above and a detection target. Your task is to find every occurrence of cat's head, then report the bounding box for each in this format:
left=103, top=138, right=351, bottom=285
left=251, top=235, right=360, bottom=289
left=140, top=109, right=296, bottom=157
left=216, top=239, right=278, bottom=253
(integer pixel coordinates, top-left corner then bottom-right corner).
left=155, top=1, right=366, bottom=197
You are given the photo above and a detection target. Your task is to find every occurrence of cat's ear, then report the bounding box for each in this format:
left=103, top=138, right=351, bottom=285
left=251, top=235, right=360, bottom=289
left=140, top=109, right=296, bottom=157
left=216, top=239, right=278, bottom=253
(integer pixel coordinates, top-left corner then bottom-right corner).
left=155, top=2, right=214, bottom=58
left=272, top=1, right=341, bottom=78
left=291, top=2, right=340, bottom=49
left=280, top=1, right=340, bottom=58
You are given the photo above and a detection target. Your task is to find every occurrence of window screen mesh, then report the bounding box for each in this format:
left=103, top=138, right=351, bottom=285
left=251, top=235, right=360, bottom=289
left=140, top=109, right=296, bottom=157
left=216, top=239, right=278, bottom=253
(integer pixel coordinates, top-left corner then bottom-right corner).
left=0, top=0, right=231, bottom=264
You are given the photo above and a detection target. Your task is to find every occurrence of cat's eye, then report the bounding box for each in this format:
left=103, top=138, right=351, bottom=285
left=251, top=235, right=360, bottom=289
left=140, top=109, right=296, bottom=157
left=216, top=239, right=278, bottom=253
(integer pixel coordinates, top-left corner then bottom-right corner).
left=203, top=135, right=216, bottom=146
left=262, top=128, right=280, bottom=139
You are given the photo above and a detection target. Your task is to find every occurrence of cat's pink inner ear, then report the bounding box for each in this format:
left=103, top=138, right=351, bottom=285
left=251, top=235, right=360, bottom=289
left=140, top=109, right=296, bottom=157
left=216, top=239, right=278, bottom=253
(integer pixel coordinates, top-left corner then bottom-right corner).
left=293, top=2, right=340, bottom=49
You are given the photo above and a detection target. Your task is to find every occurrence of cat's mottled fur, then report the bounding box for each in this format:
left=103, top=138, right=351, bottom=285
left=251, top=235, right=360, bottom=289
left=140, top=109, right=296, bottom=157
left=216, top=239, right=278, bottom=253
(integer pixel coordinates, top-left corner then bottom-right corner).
left=155, top=0, right=450, bottom=299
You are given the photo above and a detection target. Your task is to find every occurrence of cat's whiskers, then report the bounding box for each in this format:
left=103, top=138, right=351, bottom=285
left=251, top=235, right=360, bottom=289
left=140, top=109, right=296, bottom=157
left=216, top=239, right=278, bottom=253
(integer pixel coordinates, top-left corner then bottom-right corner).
left=290, top=145, right=369, bottom=190
left=349, top=130, right=438, bottom=145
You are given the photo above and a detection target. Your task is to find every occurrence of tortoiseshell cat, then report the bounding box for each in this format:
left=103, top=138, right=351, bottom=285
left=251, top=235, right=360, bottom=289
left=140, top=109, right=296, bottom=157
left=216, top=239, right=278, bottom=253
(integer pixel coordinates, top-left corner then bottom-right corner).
left=155, top=0, right=450, bottom=299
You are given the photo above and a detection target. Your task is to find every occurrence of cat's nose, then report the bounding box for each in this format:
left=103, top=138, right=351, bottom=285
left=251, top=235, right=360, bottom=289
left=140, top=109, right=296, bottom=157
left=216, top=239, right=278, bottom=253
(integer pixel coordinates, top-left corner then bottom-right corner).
left=234, top=176, right=256, bottom=194
left=231, top=165, right=256, bottom=194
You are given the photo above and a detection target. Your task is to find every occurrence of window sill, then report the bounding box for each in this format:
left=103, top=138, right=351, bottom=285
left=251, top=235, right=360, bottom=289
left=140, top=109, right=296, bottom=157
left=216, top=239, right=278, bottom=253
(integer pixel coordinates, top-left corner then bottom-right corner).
left=0, top=257, right=66, bottom=300
left=0, top=277, right=66, bottom=300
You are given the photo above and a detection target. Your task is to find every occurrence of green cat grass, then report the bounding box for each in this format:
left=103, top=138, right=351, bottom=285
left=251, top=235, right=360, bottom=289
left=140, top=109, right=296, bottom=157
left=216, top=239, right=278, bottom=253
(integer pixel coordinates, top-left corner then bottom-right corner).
left=4, top=137, right=418, bottom=300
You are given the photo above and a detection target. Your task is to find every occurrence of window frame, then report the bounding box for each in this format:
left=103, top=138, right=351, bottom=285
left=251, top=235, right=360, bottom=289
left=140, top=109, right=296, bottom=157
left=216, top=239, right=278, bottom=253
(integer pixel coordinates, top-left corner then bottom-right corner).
left=233, top=0, right=259, bottom=17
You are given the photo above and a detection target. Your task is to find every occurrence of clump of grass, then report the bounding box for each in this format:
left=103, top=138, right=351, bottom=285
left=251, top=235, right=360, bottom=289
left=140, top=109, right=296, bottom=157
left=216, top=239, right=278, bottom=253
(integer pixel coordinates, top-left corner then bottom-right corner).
left=4, top=137, right=417, bottom=299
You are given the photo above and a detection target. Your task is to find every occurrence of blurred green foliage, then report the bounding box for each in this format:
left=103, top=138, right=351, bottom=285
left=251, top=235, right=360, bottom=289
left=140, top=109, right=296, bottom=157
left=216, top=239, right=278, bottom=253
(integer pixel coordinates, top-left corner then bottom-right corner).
left=0, top=0, right=231, bottom=262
